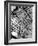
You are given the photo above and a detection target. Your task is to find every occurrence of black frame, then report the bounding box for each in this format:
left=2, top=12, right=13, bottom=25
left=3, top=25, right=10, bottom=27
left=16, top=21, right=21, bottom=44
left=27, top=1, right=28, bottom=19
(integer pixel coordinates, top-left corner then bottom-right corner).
left=4, top=1, right=37, bottom=45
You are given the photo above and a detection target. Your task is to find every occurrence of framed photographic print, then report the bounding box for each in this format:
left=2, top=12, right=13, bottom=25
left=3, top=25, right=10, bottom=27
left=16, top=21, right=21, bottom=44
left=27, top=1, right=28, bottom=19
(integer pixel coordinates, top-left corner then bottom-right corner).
left=4, top=1, right=37, bottom=45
